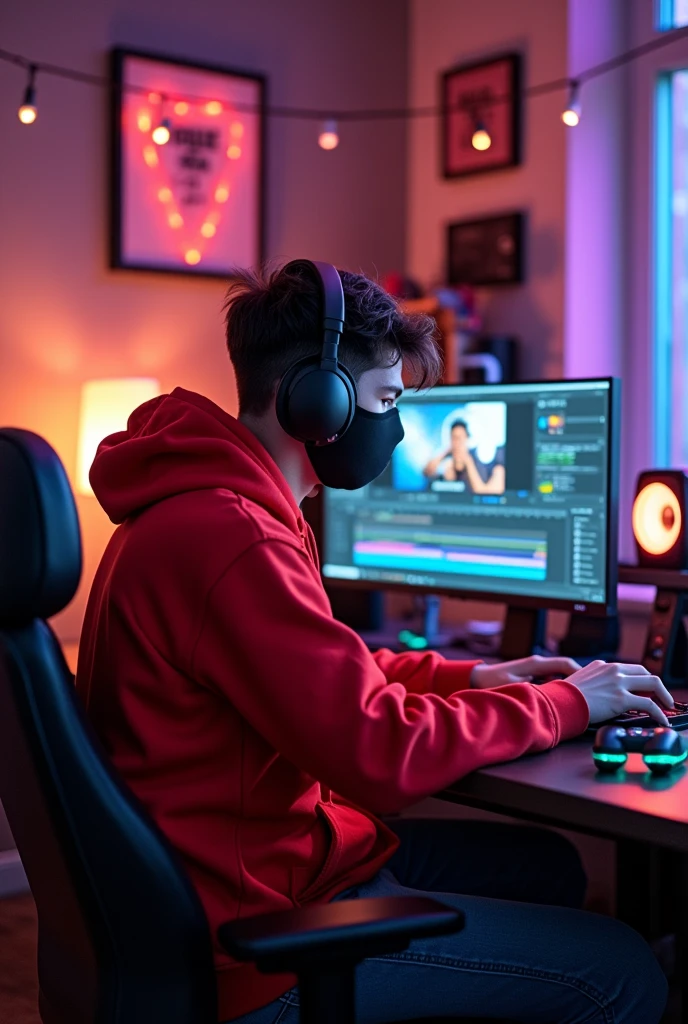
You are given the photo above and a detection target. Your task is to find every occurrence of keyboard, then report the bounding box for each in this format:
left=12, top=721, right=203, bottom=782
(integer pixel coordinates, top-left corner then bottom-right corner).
left=587, top=700, right=688, bottom=732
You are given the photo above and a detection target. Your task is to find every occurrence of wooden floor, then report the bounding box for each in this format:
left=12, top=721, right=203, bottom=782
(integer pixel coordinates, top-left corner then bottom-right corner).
left=0, top=893, right=40, bottom=1024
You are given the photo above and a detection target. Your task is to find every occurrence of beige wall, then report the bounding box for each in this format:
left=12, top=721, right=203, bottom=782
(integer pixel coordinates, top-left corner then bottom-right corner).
left=407, top=0, right=569, bottom=382
left=0, top=0, right=409, bottom=643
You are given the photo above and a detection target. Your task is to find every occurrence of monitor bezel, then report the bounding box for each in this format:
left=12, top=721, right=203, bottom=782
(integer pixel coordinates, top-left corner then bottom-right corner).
left=317, top=376, right=620, bottom=617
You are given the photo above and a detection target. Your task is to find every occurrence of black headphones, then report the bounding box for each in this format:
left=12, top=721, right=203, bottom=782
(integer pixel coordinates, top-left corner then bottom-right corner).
left=275, top=260, right=357, bottom=445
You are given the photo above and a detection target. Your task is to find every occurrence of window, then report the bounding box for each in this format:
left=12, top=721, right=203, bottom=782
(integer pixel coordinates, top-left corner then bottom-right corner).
left=654, top=70, right=688, bottom=465
left=657, top=0, right=688, bottom=30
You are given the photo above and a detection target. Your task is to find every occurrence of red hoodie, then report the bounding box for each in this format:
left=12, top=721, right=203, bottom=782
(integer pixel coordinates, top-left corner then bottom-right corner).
left=76, top=387, right=589, bottom=1020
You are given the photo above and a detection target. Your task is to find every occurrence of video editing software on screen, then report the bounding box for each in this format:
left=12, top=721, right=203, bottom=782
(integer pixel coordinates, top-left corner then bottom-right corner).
left=322, top=380, right=613, bottom=607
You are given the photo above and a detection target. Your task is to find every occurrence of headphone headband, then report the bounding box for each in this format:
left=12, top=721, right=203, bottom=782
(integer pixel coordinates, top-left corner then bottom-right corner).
left=276, top=260, right=357, bottom=445
left=283, top=259, right=345, bottom=369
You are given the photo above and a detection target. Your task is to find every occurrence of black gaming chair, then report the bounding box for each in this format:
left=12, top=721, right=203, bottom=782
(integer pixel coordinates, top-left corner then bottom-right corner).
left=0, top=427, right=464, bottom=1024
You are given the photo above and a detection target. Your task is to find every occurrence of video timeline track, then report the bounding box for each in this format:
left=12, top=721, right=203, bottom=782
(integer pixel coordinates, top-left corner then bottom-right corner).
left=353, top=521, right=548, bottom=582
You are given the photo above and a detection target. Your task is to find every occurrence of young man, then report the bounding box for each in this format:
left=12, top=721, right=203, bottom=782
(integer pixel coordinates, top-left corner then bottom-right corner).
left=423, top=418, right=506, bottom=494
left=76, top=261, right=671, bottom=1024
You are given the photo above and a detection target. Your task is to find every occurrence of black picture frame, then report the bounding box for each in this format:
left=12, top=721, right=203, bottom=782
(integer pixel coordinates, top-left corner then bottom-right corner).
left=441, top=53, right=521, bottom=179
left=110, top=47, right=266, bottom=278
left=447, top=212, right=525, bottom=286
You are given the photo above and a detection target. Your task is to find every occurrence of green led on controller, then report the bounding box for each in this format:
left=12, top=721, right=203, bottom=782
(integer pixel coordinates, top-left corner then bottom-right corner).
left=592, top=752, right=627, bottom=765
left=397, top=630, right=429, bottom=651
left=593, top=726, right=687, bottom=776
left=643, top=751, right=688, bottom=767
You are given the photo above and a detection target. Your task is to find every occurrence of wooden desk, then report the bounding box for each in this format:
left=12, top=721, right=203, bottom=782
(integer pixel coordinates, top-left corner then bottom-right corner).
left=438, top=693, right=688, bottom=1021
left=441, top=728, right=688, bottom=853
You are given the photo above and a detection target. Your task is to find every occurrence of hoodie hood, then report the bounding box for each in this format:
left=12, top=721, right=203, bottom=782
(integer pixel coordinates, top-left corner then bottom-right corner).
left=89, top=387, right=301, bottom=530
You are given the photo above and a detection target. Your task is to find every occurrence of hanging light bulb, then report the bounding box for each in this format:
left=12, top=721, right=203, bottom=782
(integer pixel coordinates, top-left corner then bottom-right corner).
left=152, top=115, right=172, bottom=146
left=471, top=120, right=492, bottom=152
left=562, top=81, right=582, bottom=127
left=17, top=64, right=38, bottom=125
left=318, top=120, right=339, bottom=150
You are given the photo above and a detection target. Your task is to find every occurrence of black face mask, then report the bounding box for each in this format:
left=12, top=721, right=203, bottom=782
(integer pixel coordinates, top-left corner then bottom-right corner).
left=306, top=405, right=404, bottom=490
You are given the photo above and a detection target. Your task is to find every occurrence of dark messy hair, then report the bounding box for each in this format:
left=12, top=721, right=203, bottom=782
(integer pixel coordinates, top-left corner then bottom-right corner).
left=450, top=419, right=470, bottom=434
left=223, top=261, right=442, bottom=416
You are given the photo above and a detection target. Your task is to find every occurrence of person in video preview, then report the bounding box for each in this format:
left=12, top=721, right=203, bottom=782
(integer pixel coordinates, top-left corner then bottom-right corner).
left=423, top=418, right=506, bottom=494
left=76, top=261, right=669, bottom=1024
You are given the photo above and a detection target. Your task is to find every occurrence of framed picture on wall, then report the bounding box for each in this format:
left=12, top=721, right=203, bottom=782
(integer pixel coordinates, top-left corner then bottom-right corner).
left=447, top=212, right=525, bottom=286
left=441, top=53, right=521, bottom=178
left=110, top=47, right=265, bottom=277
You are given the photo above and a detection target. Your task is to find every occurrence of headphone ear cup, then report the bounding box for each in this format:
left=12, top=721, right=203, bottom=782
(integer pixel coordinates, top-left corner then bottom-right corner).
left=277, top=358, right=356, bottom=444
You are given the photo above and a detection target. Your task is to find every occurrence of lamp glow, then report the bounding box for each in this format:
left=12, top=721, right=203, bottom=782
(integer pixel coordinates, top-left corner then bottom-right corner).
left=632, top=481, right=682, bottom=556
left=18, top=103, right=37, bottom=125
left=471, top=123, right=492, bottom=151
left=184, top=249, right=202, bottom=265
left=205, top=100, right=223, bottom=116
left=17, top=64, right=37, bottom=124
left=77, top=378, right=160, bottom=496
left=152, top=117, right=171, bottom=146
left=318, top=120, right=339, bottom=150
left=174, top=101, right=189, bottom=116
left=562, top=82, right=582, bottom=127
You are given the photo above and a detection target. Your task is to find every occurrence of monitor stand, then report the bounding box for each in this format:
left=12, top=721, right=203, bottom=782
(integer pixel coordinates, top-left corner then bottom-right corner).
left=558, top=612, right=619, bottom=660
left=499, top=607, right=547, bottom=660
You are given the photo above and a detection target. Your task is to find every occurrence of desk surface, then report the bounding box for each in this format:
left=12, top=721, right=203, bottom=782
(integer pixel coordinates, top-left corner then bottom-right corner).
left=442, top=689, right=688, bottom=851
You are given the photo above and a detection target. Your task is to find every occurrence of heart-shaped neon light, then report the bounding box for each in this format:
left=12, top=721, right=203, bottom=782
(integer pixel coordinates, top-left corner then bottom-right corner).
left=136, top=94, right=244, bottom=267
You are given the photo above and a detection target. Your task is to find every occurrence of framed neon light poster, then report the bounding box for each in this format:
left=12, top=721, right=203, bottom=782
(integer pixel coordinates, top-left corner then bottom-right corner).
left=110, top=48, right=265, bottom=277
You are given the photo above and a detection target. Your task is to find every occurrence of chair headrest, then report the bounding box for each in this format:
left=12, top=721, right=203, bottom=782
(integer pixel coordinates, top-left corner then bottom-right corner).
left=0, top=429, right=82, bottom=625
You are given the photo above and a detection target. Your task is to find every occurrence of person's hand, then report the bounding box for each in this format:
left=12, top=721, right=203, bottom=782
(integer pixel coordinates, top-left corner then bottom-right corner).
left=471, top=657, right=674, bottom=726
left=470, top=655, right=582, bottom=690
left=424, top=448, right=453, bottom=478
left=563, top=660, right=674, bottom=726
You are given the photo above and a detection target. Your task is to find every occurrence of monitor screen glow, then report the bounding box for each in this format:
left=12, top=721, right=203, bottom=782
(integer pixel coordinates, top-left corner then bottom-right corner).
left=321, top=379, right=619, bottom=614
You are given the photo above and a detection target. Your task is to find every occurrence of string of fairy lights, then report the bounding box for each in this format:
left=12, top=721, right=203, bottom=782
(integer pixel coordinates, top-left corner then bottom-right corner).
left=3, top=24, right=688, bottom=151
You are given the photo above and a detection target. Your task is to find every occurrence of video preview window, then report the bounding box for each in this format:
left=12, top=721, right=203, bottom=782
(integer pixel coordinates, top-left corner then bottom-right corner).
left=393, top=401, right=507, bottom=496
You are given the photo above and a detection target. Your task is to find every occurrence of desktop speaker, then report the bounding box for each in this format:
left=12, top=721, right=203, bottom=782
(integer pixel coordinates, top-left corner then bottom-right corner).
left=633, top=470, right=688, bottom=569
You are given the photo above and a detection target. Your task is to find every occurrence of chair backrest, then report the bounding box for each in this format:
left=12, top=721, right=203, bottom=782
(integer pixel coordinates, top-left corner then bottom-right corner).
left=0, top=428, right=217, bottom=1024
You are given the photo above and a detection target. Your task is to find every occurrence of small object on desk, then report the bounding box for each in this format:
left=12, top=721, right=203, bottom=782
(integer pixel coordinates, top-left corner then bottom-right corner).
left=586, top=700, right=688, bottom=732
left=397, top=629, right=430, bottom=651
left=592, top=726, right=687, bottom=776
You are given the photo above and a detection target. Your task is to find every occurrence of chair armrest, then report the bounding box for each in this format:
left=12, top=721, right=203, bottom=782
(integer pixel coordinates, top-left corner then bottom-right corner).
left=218, top=895, right=464, bottom=974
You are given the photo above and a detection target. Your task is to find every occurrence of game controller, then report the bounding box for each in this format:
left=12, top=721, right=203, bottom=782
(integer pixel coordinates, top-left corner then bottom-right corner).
left=592, top=727, right=687, bottom=776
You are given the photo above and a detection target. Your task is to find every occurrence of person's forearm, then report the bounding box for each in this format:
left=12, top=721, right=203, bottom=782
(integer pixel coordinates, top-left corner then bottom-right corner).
left=477, top=466, right=505, bottom=494
left=464, top=454, right=487, bottom=493
left=423, top=454, right=445, bottom=477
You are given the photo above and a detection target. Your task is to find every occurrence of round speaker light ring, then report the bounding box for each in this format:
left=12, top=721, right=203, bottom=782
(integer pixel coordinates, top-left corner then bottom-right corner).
left=632, top=482, right=682, bottom=556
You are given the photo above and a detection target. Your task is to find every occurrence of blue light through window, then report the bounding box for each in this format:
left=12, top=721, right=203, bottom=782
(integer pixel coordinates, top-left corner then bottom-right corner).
left=654, top=70, right=688, bottom=465
left=657, top=0, right=688, bottom=30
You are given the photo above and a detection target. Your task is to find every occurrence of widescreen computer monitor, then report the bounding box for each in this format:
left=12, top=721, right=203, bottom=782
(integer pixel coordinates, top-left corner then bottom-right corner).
left=321, top=378, right=620, bottom=617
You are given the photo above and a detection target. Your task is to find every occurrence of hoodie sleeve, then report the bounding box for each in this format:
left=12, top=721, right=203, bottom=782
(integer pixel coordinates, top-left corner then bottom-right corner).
left=190, top=539, right=590, bottom=814
left=371, top=648, right=480, bottom=696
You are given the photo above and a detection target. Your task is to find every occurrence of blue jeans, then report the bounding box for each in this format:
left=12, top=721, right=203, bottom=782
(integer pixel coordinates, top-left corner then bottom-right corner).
left=228, top=818, right=668, bottom=1023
